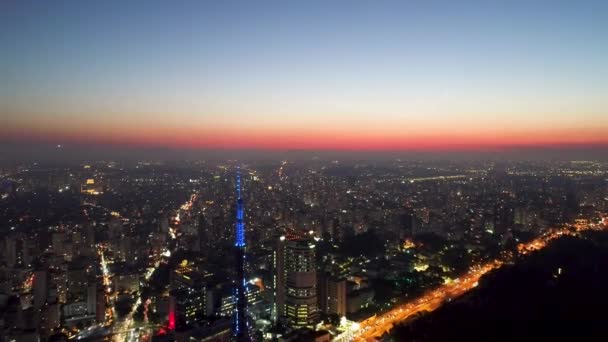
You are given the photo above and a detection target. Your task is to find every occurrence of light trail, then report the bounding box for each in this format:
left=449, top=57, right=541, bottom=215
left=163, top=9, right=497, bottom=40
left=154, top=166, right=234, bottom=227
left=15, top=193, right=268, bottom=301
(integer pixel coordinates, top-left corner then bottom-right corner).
left=344, top=222, right=605, bottom=341
left=169, top=193, right=197, bottom=240
left=97, top=245, right=115, bottom=325
left=110, top=192, right=199, bottom=341
left=405, top=175, right=468, bottom=183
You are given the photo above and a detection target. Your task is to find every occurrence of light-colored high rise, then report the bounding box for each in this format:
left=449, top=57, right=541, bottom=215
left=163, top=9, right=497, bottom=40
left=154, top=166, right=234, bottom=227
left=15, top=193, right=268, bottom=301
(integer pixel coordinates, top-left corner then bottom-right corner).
left=275, top=233, right=319, bottom=328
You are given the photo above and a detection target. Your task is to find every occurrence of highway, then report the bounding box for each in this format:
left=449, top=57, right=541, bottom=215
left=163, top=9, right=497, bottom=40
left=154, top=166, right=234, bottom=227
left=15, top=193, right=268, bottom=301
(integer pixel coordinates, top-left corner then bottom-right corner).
left=344, top=222, right=604, bottom=341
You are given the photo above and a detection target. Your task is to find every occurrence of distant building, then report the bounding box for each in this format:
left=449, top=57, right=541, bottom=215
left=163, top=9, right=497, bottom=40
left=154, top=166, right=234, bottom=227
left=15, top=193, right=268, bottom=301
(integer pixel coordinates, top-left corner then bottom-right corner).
left=96, top=287, right=105, bottom=323
left=40, top=303, right=61, bottom=338
left=80, top=178, right=103, bottom=195
left=3, top=235, right=17, bottom=267
left=33, top=270, right=48, bottom=310
left=113, top=272, right=140, bottom=293
left=63, top=258, right=97, bottom=326
left=50, top=270, right=68, bottom=304
left=52, top=232, right=66, bottom=258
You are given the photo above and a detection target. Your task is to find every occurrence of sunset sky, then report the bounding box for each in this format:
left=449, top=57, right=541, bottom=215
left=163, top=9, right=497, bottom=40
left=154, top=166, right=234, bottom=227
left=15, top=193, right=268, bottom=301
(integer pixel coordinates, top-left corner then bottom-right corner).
left=2, top=0, right=607, bottom=151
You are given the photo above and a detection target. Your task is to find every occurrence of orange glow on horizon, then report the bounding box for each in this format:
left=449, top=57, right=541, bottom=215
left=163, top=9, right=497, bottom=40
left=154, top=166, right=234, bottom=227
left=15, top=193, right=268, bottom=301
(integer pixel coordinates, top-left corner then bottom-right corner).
left=2, top=122, right=608, bottom=151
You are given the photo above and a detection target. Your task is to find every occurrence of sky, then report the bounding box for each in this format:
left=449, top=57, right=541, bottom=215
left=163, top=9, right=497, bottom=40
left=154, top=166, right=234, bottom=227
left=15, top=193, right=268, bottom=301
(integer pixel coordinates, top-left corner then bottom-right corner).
left=1, top=0, right=608, bottom=154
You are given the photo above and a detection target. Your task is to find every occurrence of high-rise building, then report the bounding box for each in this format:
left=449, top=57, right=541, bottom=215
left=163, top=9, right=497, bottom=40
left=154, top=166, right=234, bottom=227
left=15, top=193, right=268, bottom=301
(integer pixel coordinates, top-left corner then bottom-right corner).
left=62, top=258, right=96, bottom=327
left=33, top=270, right=48, bottom=310
left=215, top=282, right=264, bottom=320
left=40, top=303, right=61, bottom=338
left=275, top=233, right=319, bottom=328
left=95, top=287, right=105, bottom=323
left=86, top=284, right=97, bottom=318
left=326, top=277, right=346, bottom=317
left=52, top=232, right=66, bottom=258
left=84, top=224, right=96, bottom=249
left=3, top=235, right=17, bottom=267
left=318, top=273, right=346, bottom=317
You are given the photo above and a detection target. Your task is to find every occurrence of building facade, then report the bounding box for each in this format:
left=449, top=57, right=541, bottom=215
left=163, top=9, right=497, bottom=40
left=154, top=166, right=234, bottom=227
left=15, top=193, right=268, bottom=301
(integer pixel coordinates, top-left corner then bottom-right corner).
left=276, top=234, right=319, bottom=328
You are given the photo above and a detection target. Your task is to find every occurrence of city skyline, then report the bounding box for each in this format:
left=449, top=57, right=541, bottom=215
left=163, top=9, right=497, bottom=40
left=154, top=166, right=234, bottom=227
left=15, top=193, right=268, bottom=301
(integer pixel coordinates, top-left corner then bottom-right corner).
left=2, top=1, right=608, bottom=152
left=1, top=158, right=607, bottom=341
left=2, top=2, right=608, bottom=341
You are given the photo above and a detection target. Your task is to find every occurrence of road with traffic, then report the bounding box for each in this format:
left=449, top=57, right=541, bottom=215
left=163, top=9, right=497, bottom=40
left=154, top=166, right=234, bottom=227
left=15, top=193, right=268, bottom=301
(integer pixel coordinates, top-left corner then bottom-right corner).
left=345, top=222, right=604, bottom=341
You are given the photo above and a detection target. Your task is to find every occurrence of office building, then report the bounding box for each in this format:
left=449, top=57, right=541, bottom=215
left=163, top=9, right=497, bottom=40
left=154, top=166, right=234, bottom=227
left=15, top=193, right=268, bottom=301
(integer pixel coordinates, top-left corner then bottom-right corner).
left=276, top=233, right=319, bottom=328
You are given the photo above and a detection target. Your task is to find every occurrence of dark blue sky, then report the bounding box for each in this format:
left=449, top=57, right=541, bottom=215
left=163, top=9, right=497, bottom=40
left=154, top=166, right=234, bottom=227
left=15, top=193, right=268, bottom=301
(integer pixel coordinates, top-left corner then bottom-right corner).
left=2, top=0, right=607, bottom=151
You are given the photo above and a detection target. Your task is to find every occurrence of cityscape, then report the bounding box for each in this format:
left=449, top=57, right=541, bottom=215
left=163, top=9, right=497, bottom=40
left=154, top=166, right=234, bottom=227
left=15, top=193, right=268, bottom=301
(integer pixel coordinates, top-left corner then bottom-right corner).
left=1, top=160, right=607, bottom=341
left=2, top=1, right=608, bottom=341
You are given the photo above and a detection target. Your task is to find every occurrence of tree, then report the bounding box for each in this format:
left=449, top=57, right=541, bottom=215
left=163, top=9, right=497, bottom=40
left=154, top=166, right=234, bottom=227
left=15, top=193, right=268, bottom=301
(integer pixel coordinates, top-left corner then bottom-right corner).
left=115, top=295, right=134, bottom=318
left=371, top=278, right=395, bottom=305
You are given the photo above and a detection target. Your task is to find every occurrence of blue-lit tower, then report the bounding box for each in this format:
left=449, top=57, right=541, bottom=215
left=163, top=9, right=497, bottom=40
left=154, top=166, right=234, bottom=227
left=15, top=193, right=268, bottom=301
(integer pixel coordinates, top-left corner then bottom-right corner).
left=233, top=167, right=248, bottom=340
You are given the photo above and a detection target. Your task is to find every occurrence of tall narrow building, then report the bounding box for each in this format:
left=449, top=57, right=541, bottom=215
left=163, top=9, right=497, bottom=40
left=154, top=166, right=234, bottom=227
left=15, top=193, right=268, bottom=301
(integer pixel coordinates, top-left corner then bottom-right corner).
left=275, top=233, right=319, bottom=328
left=233, top=167, right=249, bottom=340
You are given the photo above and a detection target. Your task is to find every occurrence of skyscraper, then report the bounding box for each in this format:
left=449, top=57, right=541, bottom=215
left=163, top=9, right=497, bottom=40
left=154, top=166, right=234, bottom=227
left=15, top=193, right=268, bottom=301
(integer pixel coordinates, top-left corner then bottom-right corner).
left=275, top=233, right=319, bottom=328
left=326, top=276, right=347, bottom=317
left=233, top=167, right=249, bottom=340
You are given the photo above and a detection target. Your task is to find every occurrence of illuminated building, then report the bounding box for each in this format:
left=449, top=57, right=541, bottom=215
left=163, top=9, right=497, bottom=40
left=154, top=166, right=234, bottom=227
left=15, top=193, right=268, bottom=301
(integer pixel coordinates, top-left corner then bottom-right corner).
left=173, top=288, right=206, bottom=325
left=80, top=178, right=103, bottom=195
left=62, top=284, right=98, bottom=327
left=40, top=303, right=61, bottom=339
left=275, top=233, right=319, bottom=328
left=51, top=232, right=66, bottom=258
left=217, top=283, right=263, bottom=319
left=171, top=263, right=213, bottom=325
left=50, top=270, right=67, bottom=304
left=245, top=283, right=264, bottom=320
left=113, top=272, right=140, bottom=293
